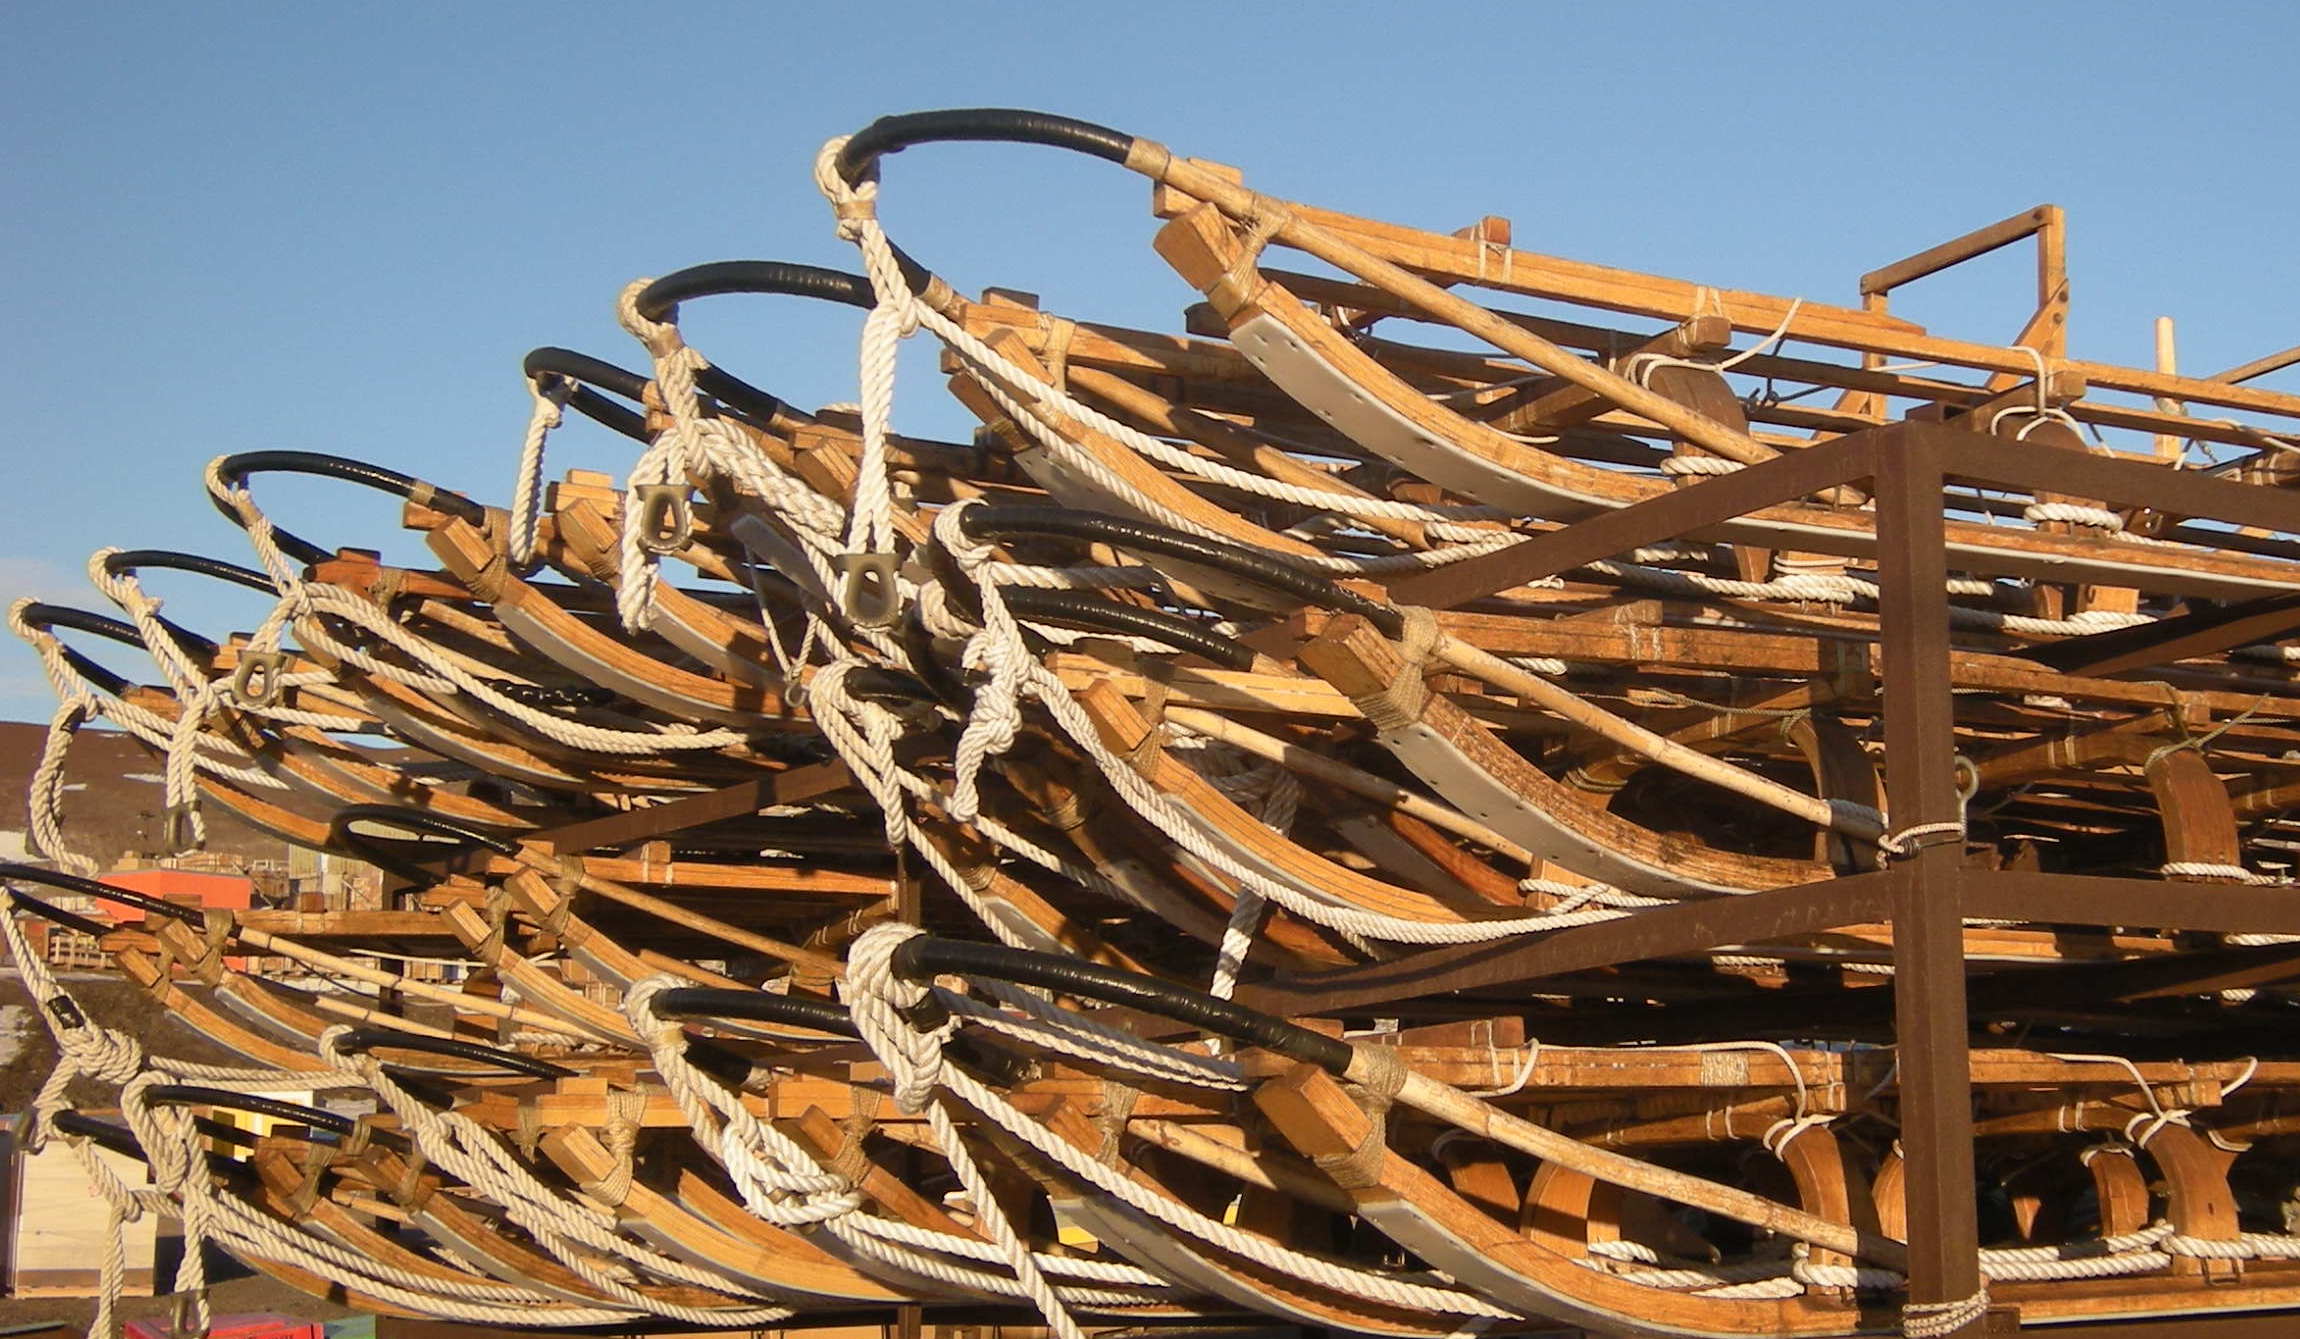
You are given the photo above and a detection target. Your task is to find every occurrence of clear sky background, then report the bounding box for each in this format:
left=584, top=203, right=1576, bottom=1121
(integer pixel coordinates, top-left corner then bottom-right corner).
left=4, top=2, right=2296, bottom=721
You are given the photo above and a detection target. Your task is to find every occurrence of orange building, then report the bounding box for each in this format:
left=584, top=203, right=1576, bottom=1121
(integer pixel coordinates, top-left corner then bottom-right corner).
left=91, top=868, right=258, bottom=970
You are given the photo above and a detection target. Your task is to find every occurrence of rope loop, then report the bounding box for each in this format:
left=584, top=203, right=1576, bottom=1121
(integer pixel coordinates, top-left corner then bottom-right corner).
left=842, top=922, right=950, bottom=1114
left=1902, top=1287, right=1990, bottom=1337
left=1880, top=821, right=1965, bottom=860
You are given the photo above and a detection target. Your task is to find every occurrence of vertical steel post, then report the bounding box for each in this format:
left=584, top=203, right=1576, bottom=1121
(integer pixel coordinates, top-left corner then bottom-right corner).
left=1874, top=425, right=1987, bottom=1332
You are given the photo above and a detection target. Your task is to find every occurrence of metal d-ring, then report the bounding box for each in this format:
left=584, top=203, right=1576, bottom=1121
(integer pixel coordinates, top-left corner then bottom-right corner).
left=635, top=484, right=693, bottom=555
left=838, top=551, right=902, bottom=627
left=162, top=804, right=201, bottom=855
left=230, top=650, right=287, bottom=707
left=1953, top=754, right=1980, bottom=806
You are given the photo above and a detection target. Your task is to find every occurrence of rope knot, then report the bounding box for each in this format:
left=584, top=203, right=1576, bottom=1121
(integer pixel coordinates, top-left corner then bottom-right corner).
left=614, top=278, right=685, bottom=360
left=1902, top=1286, right=1990, bottom=1337
left=842, top=922, right=950, bottom=1114
left=1396, top=604, right=1442, bottom=668
left=1880, top=820, right=1965, bottom=860
left=621, top=976, right=692, bottom=1052
left=932, top=498, right=999, bottom=571
left=56, top=1018, right=144, bottom=1085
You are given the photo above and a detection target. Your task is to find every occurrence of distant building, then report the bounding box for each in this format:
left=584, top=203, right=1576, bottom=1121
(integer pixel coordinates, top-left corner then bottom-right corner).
left=0, top=720, right=381, bottom=970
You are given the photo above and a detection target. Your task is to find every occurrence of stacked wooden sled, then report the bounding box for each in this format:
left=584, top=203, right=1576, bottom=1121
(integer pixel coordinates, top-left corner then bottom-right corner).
left=13, top=109, right=2300, bottom=1338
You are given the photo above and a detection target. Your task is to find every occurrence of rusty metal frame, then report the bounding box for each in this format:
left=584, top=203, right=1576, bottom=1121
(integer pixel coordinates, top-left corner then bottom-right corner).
left=1251, top=420, right=2300, bottom=1335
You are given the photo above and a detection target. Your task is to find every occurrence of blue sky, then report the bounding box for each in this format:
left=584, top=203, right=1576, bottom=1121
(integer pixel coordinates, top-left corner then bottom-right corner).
left=4, top=2, right=2296, bottom=720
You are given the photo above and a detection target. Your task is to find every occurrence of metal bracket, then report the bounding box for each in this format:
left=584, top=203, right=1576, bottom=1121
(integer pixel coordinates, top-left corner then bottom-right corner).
left=838, top=551, right=902, bottom=627
left=230, top=650, right=287, bottom=707
left=163, top=803, right=201, bottom=855
left=635, top=484, right=693, bottom=555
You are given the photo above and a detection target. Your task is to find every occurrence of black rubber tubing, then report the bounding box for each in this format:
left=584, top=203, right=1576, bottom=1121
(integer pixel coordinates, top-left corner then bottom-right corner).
left=634, top=259, right=945, bottom=416
left=0, top=862, right=199, bottom=922
left=103, top=549, right=277, bottom=595
left=635, top=261, right=876, bottom=318
left=996, top=587, right=1254, bottom=670
left=16, top=602, right=146, bottom=649
left=12, top=603, right=150, bottom=695
left=145, top=1084, right=357, bottom=1134
left=523, top=347, right=652, bottom=442
left=525, top=341, right=791, bottom=438
left=900, top=611, right=974, bottom=712
left=52, top=1112, right=146, bottom=1159
left=55, top=1112, right=263, bottom=1163
left=836, top=109, right=1136, bottom=183
left=889, top=936, right=1354, bottom=1075
left=327, top=804, right=519, bottom=889
left=957, top=504, right=1405, bottom=637
left=332, top=1026, right=576, bottom=1079
left=99, top=550, right=279, bottom=659
left=7, top=888, right=115, bottom=939
left=650, top=987, right=862, bottom=1038
left=843, top=665, right=940, bottom=706
left=523, top=346, right=650, bottom=403
left=214, top=450, right=487, bottom=527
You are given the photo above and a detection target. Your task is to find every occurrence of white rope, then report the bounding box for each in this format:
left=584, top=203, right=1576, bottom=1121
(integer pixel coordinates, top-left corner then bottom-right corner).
left=813, top=141, right=1520, bottom=579
left=844, top=925, right=1086, bottom=1339
left=2023, top=500, right=2125, bottom=532
left=122, top=1074, right=632, bottom=1326
left=626, top=977, right=1176, bottom=1303
left=843, top=923, right=1515, bottom=1319
left=1658, top=454, right=1745, bottom=477
left=1622, top=297, right=1803, bottom=386
left=318, top=1027, right=798, bottom=1323
left=2161, top=861, right=2273, bottom=883
left=24, top=698, right=100, bottom=875
left=510, top=372, right=577, bottom=569
left=1902, top=1287, right=1990, bottom=1337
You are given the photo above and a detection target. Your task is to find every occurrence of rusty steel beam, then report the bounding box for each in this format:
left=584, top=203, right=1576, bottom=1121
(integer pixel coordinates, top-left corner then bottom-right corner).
left=1385, top=427, right=1883, bottom=608
left=1932, top=433, right=2300, bottom=531
left=1390, top=422, right=2300, bottom=611
left=1961, top=870, right=2300, bottom=935
left=1874, top=429, right=1987, bottom=1333
left=2016, top=590, right=2300, bottom=677
left=1233, top=872, right=1898, bottom=1017
left=2036, top=1313, right=2300, bottom=1338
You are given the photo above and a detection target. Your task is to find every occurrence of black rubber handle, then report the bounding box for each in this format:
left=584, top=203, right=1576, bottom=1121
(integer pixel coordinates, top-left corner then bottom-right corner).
left=15, top=602, right=143, bottom=648
left=836, top=109, right=1136, bottom=182
left=523, top=347, right=651, bottom=402
left=215, top=450, right=487, bottom=527
left=958, top=504, right=1405, bottom=636
left=635, top=261, right=877, bottom=318
left=650, top=987, right=861, bottom=1038
left=97, top=551, right=275, bottom=659
left=6, top=888, right=116, bottom=939
left=890, top=936, right=1353, bottom=1074
left=103, top=549, right=278, bottom=595
left=145, top=1084, right=358, bottom=1134
left=0, top=863, right=201, bottom=922
left=997, top=587, right=1254, bottom=670
left=523, top=347, right=653, bottom=442
left=525, top=342, right=791, bottom=435
left=52, top=1112, right=144, bottom=1159
left=837, top=665, right=939, bottom=706
left=333, top=1026, right=576, bottom=1079
left=11, top=603, right=149, bottom=694
left=50, top=1112, right=263, bottom=1163
left=327, top=805, right=519, bottom=889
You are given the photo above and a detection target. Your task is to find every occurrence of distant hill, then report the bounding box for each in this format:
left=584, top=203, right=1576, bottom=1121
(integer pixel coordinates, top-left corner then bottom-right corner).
left=0, top=719, right=319, bottom=872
